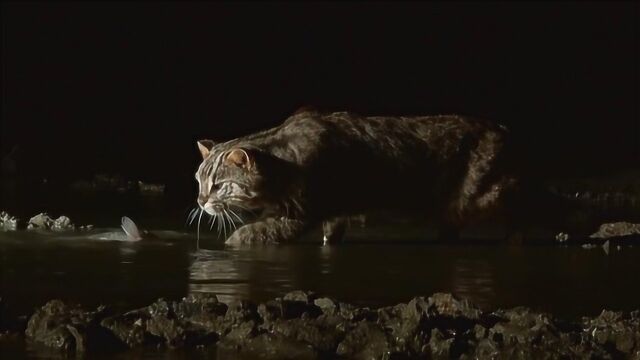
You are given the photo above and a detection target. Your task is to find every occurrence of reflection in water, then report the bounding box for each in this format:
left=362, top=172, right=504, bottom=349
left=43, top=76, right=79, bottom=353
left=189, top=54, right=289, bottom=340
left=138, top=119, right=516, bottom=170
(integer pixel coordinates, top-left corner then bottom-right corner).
left=189, top=249, right=249, bottom=304
left=181, top=243, right=640, bottom=318
left=450, top=258, right=495, bottom=310
left=3, top=231, right=640, bottom=324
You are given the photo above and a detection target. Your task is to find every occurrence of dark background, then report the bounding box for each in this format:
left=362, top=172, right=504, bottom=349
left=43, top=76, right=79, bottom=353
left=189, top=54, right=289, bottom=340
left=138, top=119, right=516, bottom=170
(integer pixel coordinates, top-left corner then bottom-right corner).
left=2, top=1, right=638, bottom=193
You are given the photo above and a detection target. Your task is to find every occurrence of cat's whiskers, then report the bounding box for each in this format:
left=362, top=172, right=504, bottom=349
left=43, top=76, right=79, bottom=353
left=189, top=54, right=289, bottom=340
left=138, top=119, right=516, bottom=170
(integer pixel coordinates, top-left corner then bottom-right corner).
left=196, top=209, right=204, bottom=250
left=210, top=213, right=217, bottom=230
left=220, top=209, right=227, bottom=239
left=230, top=203, right=257, bottom=217
left=187, top=207, right=198, bottom=226
left=227, top=207, right=245, bottom=226
left=225, top=209, right=237, bottom=231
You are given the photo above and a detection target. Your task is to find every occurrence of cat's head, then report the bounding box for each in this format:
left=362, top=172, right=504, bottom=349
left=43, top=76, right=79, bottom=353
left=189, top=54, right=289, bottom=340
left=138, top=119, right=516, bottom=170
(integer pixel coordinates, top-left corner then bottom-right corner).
left=195, top=140, right=267, bottom=216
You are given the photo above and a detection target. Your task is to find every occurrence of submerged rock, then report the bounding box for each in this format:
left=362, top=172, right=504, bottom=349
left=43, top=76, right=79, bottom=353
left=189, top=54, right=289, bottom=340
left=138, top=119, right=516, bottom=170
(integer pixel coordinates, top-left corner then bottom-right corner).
left=18, top=292, right=640, bottom=358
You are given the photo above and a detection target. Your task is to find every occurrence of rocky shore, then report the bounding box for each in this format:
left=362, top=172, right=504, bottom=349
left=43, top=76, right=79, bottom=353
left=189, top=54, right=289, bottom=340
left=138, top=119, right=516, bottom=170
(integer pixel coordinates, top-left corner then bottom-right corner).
left=1, top=292, right=639, bottom=359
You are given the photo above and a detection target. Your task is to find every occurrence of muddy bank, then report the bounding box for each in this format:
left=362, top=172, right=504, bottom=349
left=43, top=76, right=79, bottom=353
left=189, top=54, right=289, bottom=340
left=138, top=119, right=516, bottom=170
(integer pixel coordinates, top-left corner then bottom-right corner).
left=2, top=292, right=638, bottom=359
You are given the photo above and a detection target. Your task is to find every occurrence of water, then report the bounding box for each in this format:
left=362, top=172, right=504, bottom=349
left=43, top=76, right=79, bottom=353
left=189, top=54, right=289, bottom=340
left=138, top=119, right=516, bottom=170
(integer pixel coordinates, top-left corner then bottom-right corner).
left=2, top=226, right=639, bottom=321
left=2, top=187, right=640, bottom=358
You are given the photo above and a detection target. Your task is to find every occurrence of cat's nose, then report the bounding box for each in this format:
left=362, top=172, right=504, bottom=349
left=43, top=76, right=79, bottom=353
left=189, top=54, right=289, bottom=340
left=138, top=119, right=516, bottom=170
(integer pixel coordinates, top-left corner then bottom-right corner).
left=203, top=201, right=224, bottom=214
left=212, top=202, right=224, bottom=212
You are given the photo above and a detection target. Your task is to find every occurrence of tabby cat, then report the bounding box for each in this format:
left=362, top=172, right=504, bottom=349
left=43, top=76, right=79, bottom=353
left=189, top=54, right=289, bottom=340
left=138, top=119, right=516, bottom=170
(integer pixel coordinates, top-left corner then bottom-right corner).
left=194, top=108, right=587, bottom=245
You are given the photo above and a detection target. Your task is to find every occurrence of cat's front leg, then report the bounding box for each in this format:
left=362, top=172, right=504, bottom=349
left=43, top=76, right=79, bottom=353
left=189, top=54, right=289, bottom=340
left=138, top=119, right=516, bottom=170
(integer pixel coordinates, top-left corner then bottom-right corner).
left=225, top=217, right=307, bottom=245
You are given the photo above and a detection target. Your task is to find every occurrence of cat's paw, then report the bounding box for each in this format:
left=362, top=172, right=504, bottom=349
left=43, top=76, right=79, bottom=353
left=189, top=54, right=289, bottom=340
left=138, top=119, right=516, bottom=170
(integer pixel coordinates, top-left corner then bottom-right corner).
left=225, top=223, right=279, bottom=245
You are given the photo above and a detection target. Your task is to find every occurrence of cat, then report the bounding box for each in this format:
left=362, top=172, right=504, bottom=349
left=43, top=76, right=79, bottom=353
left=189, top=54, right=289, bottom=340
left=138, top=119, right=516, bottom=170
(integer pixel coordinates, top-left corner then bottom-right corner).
left=194, top=108, right=595, bottom=245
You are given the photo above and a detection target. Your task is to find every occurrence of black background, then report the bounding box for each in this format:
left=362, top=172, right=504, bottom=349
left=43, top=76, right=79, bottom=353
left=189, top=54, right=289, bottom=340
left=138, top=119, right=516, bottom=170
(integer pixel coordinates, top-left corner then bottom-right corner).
left=2, top=1, right=638, bottom=189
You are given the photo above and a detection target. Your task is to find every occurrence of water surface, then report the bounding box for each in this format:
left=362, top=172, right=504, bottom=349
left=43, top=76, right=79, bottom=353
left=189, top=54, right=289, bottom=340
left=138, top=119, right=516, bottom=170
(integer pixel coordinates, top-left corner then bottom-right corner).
left=2, top=188, right=639, bottom=358
left=2, top=227, right=638, bottom=321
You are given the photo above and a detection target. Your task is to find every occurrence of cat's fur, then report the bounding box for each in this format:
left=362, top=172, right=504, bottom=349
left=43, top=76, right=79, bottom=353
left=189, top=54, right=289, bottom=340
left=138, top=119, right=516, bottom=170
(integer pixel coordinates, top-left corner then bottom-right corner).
left=195, top=108, right=590, bottom=245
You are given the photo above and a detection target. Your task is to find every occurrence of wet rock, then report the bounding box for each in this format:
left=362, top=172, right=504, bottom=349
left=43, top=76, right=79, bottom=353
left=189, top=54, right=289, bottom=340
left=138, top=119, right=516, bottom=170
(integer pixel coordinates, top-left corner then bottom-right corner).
left=24, top=213, right=93, bottom=232
left=173, top=293, right=227, bottom=329
left=100, top=309, right=153, bottom=348
left=489, top=307, right=559, bottom=347
left=336, top=322, right=390, bottom=359
left=27, top=213, right=76, bottom=231
left=428, top=328, right=454, bottom=358
left=25, top=300, right=121, bottom=354
left=257, top=298, right=322, bottom=325
left=19, top=292, right=640, bottom=358
left=52, top=215, right=74, bottom=231
left=555, top=232, right=569, bottom=243
left=239, top=332, right=317, bottom=359
left=314, top=297, right=337, bottom=315
left=591, top=222, right=640, bottom=239
left=223, top=300, right=259, bottom=329
left=270, top=316, right=344, bottom=353
left=70, top=174, right=137, bottom=194
left=0, top=211, right=18, bottom=231
left=583, top=310, right=640, bottom=355
left=138, top=180, right=165, bottom=195
left=338, top=301, right=377, bottom=322
left=426, top=293, right=482, bottom=321
left=26, top=213, right=54, bottom=230
left=283, top=290, right=316, bottom=303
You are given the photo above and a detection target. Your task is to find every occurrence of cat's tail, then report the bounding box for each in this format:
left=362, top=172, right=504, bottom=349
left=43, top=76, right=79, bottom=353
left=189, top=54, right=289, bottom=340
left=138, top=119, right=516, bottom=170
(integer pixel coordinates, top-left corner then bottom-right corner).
left=121, top=216, right=143, bottom=241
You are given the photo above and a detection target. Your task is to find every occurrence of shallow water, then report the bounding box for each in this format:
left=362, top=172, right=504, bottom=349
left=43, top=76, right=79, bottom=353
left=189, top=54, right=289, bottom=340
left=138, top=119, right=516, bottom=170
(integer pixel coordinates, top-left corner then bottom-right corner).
left=2, top=189, right=640, bottom=358
left=2, top=225, right=639, bottom=320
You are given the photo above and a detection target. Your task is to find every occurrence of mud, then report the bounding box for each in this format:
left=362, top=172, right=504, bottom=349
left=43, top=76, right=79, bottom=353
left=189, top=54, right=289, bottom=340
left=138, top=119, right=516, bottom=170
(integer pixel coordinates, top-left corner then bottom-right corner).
left=4, top=291, right=638, bottom=359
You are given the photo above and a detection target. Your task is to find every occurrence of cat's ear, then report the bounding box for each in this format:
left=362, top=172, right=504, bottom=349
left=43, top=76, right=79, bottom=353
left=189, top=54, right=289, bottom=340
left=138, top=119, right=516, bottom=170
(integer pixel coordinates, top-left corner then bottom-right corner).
left=197, top=140, right=215, bottom=159
left=224, top=148, right=253, bottom=170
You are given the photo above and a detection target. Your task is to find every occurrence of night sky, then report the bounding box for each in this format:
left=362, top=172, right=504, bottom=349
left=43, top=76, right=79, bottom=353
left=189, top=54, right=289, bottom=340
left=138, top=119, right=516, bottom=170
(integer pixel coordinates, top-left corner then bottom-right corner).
left=2, top=2, right=638, bottom=190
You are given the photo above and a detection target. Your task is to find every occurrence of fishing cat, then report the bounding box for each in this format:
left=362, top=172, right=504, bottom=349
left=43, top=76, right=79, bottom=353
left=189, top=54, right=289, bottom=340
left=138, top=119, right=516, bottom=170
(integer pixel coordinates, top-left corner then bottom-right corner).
left=194, top=108, right=587, bottom=245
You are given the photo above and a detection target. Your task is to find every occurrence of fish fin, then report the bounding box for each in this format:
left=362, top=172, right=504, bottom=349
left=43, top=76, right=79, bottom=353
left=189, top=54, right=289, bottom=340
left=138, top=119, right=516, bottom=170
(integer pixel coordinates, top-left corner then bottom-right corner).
left=121, top=216, right=142, bottom=241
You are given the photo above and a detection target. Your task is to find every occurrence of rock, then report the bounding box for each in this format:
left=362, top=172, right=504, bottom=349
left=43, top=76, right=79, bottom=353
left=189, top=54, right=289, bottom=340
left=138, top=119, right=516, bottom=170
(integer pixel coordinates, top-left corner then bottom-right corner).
left=591, top=222, right=640, bottom=239
left=0, top=211, right=18, bottom=231
left=138, top=181, right=165, bottom=195
left=239, top=332, right=317, bottom=359
left=313, top=297, right=337, bottom=315
left=27, top=213, right=76, bottom=231
left=173, top=293, right=227, bottom=328
left=25, top=300, right=121, bottom=354
left=18, top=292, right=640, bottom=358
left=428, top=328, right=454, bottom=358
left=27, top=213, right=54, bottom=230
left=100, top=310, right=153, bottom=348
left=426, top=293, right=482, bottom=321
left=270, top=317, right=343, bottom=353
left=555, top=232, right=569, bottom=243
left=283, top=290, right=316, bottom=303
left=52, top=216, right=74, bottom=231
left=583, top=310, right=640, bottom=355
left=336, top=322, right=390, bottom=359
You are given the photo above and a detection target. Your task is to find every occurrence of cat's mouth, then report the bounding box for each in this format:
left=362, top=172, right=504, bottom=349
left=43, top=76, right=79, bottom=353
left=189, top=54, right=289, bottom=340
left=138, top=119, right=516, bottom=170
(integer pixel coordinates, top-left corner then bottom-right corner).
left=203, top=202, right=225, bottom=215
left=203, top=199, right=260, bottom=217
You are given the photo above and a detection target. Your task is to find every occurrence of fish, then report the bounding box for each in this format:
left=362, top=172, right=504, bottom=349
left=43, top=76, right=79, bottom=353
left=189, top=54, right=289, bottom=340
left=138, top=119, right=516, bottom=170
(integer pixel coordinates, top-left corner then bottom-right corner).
left=86, top=216, right=158, bottom=241
left=120, top=216, right=151, bottom=241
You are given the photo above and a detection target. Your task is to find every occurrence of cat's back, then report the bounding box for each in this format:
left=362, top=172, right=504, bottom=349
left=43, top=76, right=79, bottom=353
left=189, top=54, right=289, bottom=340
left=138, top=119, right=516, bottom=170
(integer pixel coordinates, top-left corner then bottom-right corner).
left=279, top=109, right=505, bottom=157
